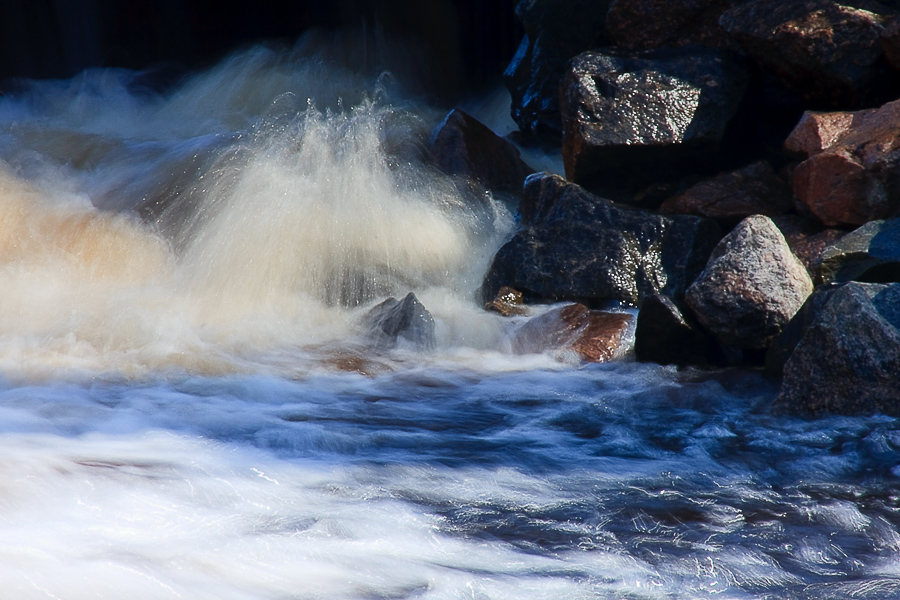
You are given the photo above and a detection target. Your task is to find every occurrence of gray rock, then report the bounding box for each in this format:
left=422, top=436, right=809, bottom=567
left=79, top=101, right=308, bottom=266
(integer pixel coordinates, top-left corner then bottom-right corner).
left=481, top=173, right=720, bottom=307
left=776, top=282, right=900, bottom=416
left=686, top=215, right=813, bottom=349
left=560, top=48, right=748, bottom=188
left=362, top=292, right=435, bottom=349
left=817, top=218, right=900, bottom=285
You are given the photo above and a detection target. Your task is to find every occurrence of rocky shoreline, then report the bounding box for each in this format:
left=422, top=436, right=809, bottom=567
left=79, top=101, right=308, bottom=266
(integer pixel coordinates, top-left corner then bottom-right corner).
left=426, top=0, right=900, bottom=417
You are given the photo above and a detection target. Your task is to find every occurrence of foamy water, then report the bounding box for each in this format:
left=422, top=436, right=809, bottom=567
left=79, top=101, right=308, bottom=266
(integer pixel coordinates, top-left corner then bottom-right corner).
left=0, top=42, right=897, bottom=599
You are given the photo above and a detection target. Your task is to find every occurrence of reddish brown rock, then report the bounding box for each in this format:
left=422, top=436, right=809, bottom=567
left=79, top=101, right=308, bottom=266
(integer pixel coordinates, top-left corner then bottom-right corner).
left=786, top=100, right=900, bottom=227
left=428, top=109, right=534, bottom=195
left=658, top=161, right=792, bottom=224
left=720, top=0, right=900, bottom=109
left=772, top=214, right=847, bottom=275
left=606, top=0, right=739, bottom=51
left=511, top=303, right=634, bottom=363
left=484, top=286, right=529, bottom=317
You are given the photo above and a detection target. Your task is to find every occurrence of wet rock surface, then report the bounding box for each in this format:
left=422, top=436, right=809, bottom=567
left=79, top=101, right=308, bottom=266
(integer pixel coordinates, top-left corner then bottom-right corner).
left=362, top=293, right=436, bottom=349
left=484, top=286, right=529, bottom=317
left=560, top=48, right=748, bottom=189
left=510, top=303, right=634, bottom=363
left=482, top=173, right=720, bottom=307
left=816, top=218, right=900, bottom=284
left=685, top=215, right=814, bottom=349
left=776, top=282, right=900, bottom=416
left=634, top=294, right=715, bottom=366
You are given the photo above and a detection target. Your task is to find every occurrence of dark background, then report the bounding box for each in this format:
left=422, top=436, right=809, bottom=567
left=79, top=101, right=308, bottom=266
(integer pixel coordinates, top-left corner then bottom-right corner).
left=0, top=0, right=522, bottom=103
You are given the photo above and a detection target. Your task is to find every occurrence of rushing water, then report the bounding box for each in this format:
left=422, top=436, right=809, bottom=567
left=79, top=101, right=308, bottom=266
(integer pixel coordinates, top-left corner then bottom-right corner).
left=0, top=41, right=899, bottom=599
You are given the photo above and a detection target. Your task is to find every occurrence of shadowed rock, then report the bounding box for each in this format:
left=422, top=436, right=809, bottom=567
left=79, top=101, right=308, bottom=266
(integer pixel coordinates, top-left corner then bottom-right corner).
left=362, top=292, right=435, bottom=349
left=634, top=294, right=715, bottom=366
left=776, top=282, right=900, bottom=416
left=607, top=0, right=740, bottom=51
left=817, top=218, right=900, bottom=284
left=482, top=173, right=720, bottom=307
left=560, top=48, right=748, bottom=189
left=686, top=215, right=813, bottom=349
left=511, top=303, right=634, bottom=363
left=720, top=0, right=900, bottom=109
left=659, top=161, right=792, bottom=225
left=428, top=109, right=534, bottom=195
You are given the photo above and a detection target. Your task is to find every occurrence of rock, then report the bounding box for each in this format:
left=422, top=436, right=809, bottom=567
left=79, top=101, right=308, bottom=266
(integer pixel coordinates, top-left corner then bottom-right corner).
left=776, top=282, right=900, bottom=416
left=428, top=109, right=534, bottom=196
left=772, top=214, right=847, bottom=275
left=482, top=173, right=721, bottom=307
left=511, top=303, right=634, bottom=362
left=484, top=286, right=529, bottom=317
left=719, top=0, right=900, bottom=109
left=816, top=218, right=900, bottom=284
left=787, top=100, right=900, bottom=227
left=606, top=0, right=740, bottom=51
left=504, top=0, right=612, bottom=141
left=560, top=48, right=748, bottom=189
left=634, top=294, right=715, bottom=366
left=685, top=215, right=814, bottom=349
left=659, top=161, right=793, bottom=225
left=362, top=292, right=435, bottom=349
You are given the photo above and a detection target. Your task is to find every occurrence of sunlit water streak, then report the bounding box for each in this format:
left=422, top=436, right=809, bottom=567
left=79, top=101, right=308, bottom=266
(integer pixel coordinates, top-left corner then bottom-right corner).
left=0, top=41, right=897, bottom=599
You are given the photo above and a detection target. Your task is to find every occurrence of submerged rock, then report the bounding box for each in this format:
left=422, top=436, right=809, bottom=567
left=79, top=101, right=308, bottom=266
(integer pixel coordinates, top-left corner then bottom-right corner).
left=816, top=218, right=900, bottom=284
left=428, top=109, right=534, bottom=196
left=787, top=100, right=900, bottom=227
left=776, top=282, right=900, bottom=416
left=560, top=48, right=748, bottom=188
left=634, top=294, right=715, bottom=366
left=659, top=161, right=793, bottom=225
left=511, top=303, right=633, bottom=363
left=686, top=215, right=813, bottom=349
left=482, top=173, right=720, bottom=307
left=720, top=0, right=900, bottom=109
left=362, top=292, right=435, bottom=349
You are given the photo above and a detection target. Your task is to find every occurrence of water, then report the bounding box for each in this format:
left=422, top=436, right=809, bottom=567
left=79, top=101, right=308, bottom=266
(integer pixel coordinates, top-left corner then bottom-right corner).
left=0, top=41, right=898, bottom=599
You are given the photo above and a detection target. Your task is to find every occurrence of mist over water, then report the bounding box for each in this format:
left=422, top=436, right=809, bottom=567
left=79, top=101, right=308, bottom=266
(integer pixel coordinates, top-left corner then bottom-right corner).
left=0, top=41, right=898, bottom=600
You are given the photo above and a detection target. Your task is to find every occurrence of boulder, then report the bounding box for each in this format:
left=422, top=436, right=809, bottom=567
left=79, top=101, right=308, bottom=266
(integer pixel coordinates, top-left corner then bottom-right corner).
left=560, top=48, right=748, bottom=189
left=504, top=0, right=612, bottom=141
left=511, top=303, right=634, bottom=363
left=482, top=173, right=721, bottom=307
left=659, top=161, right=793, bottom=225
left=362, top=292, right=435, bottom=349
left=685, top=215, right=814, bottom=349
left=772, top=214, right=847, bottom=275
left=786, top=100, right=900, bottom=227
left=606, top=0, right=740, bottom=51
left=776, top=282, right=900, bottom=416
left=719, top=0, right=900, bottom=109
left=428, top=109, right=534, bottom=196
left=634, top=294, right=715, bottom=366
left=816, top=218, right=900, bottom=284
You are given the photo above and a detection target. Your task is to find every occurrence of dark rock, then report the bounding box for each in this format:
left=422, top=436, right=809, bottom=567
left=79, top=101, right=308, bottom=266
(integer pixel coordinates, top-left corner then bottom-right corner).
left=484, top=286, right=530, bottom=317
left=511, top=303, right=634, bottom=362
left=482, top=173, right=721, bottom=307
left=775, top=282, right=900, bottom=416
left=817, top=218, right=900, bottom=284
left=560, top=48, right=748, bottom=189
left=504, top=0, right=612, bottom=141
left=634, top=294, right=715, bottom=366
left=772, top=214, right=847, bottom=275
left=362, top=292, right=435, bottom=349
left=787, top=100, right=900, bottom=227
left=606, top=0, right=741, bottom=51
left=685, top=215, right=814, bottom=349
left=658, top=161, right=793, bottom=225
left=428, top=109, right=534, bottom=196
left=719, top=0, right=900, bottom=109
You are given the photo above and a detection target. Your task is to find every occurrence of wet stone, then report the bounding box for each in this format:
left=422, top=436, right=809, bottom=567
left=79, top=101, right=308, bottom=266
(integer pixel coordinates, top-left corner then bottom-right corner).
left=484, top=286, right=529, bottom=317
left=511, top=303, right=634, bottom=363
left=362, top=292, right=436, bottom=350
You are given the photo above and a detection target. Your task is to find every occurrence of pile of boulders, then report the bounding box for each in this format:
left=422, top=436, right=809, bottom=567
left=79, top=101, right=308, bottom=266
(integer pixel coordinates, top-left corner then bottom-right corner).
left=422, top=0, right=900, bottom=417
